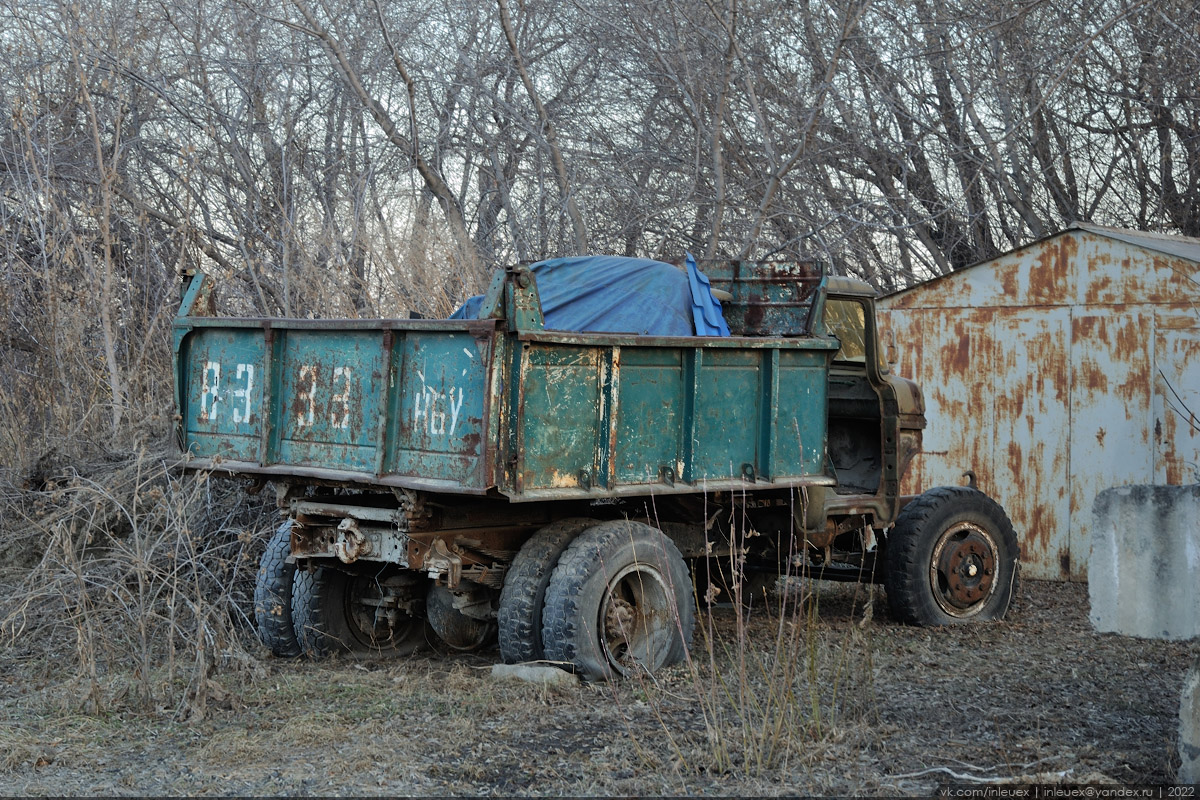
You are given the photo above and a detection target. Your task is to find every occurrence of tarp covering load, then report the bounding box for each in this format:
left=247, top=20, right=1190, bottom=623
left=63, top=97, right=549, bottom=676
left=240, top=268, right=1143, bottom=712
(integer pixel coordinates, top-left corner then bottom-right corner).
left=451, top=255, right=730, bottom=336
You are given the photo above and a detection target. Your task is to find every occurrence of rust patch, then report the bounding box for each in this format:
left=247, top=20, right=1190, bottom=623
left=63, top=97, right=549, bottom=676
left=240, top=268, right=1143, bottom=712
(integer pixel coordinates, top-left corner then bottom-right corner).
left=1072, top=314, right=1105, bottom=346
left=950, top=327, right=971, bottom=375
left=1025, top=499, right=1055, bottom=565
left=1157, top=309, right=1200, bottom=330
left=1089, top=273, right=1113, bottom=303
left=999, top=261, right=1019, bottom=299
left=1113, top=313, right=1140, bottom=360
left=1095, top=427, right=1106, bottom=447
left=1006, top=441, right=1023, bottom=497
left=1026, top=238, right=1060, bottom=304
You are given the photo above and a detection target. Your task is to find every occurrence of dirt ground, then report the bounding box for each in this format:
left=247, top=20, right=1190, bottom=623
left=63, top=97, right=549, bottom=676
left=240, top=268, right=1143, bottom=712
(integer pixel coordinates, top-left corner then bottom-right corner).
left=0, top=578, right=1193, bottom=797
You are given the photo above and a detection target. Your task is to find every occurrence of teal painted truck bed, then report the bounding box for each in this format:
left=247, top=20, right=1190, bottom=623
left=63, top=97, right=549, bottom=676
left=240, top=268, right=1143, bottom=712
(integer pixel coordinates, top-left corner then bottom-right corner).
left=172, top=268, right=840, bottom=501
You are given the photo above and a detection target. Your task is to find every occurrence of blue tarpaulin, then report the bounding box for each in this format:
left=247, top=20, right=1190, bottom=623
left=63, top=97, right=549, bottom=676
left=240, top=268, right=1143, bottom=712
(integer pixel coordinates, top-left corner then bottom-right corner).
left=451, top=255, right=729, bottom=336
left=685, top=252, right=731, bottom=336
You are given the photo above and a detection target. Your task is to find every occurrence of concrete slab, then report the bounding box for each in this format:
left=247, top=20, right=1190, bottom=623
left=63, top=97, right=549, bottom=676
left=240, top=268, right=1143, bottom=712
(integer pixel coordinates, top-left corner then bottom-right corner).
left=1088, top=484, right=1200, bottom=640
left=1183, top=657, right=1200, bottom=783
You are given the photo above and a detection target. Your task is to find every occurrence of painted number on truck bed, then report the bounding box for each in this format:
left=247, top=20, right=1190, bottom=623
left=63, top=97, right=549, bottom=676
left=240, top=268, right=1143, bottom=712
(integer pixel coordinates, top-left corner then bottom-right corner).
left=200, top=361, right=255, bottom=424
left=199, top=360, right=357, bottom=431
left=294, top=364, right=354, bottom=429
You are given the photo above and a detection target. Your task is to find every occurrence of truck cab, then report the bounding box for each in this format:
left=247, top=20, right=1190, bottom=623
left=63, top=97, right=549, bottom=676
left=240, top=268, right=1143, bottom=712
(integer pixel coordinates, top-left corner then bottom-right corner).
left=821, top=277, right=926, bottom=537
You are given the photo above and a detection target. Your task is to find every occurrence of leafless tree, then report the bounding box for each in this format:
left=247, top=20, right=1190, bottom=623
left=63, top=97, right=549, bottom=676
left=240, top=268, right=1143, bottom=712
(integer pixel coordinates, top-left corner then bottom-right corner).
left=2, top=0, right=1199, bottom=470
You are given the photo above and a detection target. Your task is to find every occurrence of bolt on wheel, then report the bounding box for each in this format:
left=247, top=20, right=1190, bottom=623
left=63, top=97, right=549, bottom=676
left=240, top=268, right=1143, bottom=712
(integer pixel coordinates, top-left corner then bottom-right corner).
left=929, top=522, right=999, bottom=617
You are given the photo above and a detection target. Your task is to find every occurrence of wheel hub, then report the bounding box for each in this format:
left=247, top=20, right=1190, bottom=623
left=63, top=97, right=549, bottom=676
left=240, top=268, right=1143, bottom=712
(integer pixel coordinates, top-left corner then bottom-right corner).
left=347, top=573, right=424, bottom=650
left=931, top=523, right=998, bottom=614
left=603, top=595, right=637, bottom=661
left=599, top=564, right=672, bottom=675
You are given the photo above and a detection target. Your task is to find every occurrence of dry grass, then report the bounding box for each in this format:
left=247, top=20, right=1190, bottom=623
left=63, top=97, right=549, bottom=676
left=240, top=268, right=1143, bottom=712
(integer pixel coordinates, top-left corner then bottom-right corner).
left=0, top=445, right=1192, bottom=795
left=0, top=573, right=1192, bottom=796
left=0, top=450, right=276, bottom=720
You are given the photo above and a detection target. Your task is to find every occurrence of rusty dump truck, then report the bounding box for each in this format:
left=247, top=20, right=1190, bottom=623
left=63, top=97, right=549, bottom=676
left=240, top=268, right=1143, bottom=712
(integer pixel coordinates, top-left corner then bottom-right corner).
left=172, top=257, right=1018, bottom=680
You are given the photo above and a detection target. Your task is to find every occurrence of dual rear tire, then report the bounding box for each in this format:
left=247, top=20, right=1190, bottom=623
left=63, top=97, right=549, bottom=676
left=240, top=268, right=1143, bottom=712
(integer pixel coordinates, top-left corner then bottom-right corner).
left=254, top=521, right=301, bottom=658
left=500, top=519, right=695, bottom=681
left=256, top=516, right=695, bottom=680
left=253, top=521, right=426, bottom=658
left=290, top=568, right=427, bottom=658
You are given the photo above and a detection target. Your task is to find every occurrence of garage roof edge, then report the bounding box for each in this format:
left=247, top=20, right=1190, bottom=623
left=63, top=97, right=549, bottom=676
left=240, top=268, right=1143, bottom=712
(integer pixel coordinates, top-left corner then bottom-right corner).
left=882, top=223, right=1200, bottom=300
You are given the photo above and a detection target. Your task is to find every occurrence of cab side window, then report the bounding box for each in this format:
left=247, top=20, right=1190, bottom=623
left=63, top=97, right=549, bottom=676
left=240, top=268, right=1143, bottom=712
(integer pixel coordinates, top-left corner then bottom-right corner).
left=824, top=298, right=868, bottom=364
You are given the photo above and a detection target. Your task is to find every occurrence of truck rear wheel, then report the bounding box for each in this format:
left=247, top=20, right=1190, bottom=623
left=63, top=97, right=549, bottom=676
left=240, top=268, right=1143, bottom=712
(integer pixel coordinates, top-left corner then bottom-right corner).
left=291, top=567, right=427, bottom=658
left=542, top=520, right=694, bottom=681
left=254, top=521, right=301, bottom=658
left=498, top=517, right=596, bottom=663
left=427, top=584, right=496, bottom=651
left=885, top=487, right=1019, bottom=626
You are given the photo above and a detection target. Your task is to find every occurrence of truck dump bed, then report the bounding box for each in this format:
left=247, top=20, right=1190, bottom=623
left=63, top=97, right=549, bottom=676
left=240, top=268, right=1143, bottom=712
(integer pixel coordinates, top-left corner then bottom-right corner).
left=173, top=262, right=841, bottom=501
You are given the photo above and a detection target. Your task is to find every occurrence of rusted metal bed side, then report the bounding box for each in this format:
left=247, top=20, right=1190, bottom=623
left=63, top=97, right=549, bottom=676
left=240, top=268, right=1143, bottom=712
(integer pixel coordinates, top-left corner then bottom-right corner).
left=173, top=271, right=505, bottom=496
left=501, top=330, right=839, bottom=502
left=173, top=264, right=842, bottom=502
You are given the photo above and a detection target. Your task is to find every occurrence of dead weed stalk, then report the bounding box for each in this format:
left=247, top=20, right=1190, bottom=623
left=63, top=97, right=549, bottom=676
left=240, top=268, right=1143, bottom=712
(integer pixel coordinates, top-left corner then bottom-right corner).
left=0, top=449, right=273, bottom=719
left=616, top=496, right=880, bottom=781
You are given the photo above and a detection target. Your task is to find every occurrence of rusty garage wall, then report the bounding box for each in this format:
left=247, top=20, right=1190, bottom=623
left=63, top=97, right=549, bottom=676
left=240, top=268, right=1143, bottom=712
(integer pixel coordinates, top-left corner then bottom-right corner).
left=877, top=222, right=1200, bottom=581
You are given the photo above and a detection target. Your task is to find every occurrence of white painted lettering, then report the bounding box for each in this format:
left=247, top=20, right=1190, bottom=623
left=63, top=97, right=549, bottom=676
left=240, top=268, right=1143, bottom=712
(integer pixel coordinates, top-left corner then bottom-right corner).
left=448, top=387, right=464, bottom=435
left=413, top=364, right=466, bottom=439
left=200, top=361, right=221, bottom=422
left=296, top=365, right=317, bottom=427
left=428, top=387, right=446, bottom=435
left=332, top=366, right=352, bottom=429
left=232, top=363, right=254, bottom=424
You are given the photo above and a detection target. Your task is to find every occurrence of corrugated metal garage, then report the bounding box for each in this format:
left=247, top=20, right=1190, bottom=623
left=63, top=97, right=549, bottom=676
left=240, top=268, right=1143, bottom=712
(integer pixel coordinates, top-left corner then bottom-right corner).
left=877, top=222, right=1200, bottom=581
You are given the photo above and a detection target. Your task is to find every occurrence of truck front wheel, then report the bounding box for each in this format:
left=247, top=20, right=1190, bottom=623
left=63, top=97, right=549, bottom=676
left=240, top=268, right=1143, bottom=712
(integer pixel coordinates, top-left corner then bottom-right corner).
left=885, top=487, right=1019, bottom=626
left=541, top=520, right=694, bottom=681
left=291, top=566, right=427, bottom=658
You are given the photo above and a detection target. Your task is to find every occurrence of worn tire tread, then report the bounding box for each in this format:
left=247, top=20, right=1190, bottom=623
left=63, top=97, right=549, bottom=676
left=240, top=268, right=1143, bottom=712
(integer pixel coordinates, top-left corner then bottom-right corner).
left=254, top=521, right=301, bottom=658
left=542, top=520, right=695, bottom=680
left=292, top=566, right=429, bottom=659
left=498, top=518, right=595, bottom=664
left=290, top=566, right=340, bottom=658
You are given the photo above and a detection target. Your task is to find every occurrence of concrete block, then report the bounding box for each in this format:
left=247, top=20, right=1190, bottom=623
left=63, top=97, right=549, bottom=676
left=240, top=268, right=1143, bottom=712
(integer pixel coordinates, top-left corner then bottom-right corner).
left=1182, top=657, right=1200, bottom=783
left=1088, top=484, right=1200, bottom=640
left=491, top=663, right=578, bottom=688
